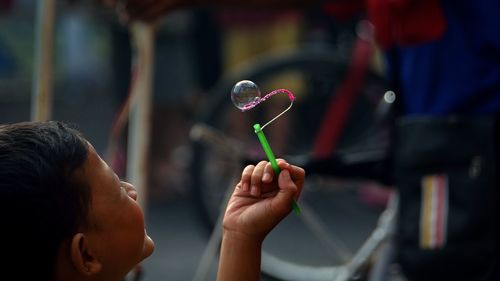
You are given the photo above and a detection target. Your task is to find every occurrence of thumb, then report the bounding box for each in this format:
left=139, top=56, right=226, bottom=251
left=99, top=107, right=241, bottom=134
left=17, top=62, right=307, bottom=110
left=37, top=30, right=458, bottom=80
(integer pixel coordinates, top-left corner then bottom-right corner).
left=273, top=169, right=298, bottom=214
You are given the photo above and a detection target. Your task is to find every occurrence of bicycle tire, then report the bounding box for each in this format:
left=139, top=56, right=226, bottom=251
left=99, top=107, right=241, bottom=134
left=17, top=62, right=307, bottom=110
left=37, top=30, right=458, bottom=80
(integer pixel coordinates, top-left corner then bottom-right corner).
left=190, top=44, right=389, bottom=280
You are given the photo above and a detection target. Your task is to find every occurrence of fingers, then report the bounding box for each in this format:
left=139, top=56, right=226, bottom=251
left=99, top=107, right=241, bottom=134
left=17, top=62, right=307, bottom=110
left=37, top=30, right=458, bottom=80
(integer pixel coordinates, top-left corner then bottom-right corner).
left=238, top=159, right=305, bottom=200
left=249, top=161, right=269, bottom=197
left=239, top=164, right=253, bottom=192
left=239, top=161, right=275, bottom=197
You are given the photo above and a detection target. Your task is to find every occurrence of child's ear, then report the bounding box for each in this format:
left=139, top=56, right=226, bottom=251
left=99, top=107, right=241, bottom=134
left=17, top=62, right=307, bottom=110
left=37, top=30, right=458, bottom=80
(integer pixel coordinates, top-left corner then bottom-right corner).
left=70, top=233, right=103, bottom=276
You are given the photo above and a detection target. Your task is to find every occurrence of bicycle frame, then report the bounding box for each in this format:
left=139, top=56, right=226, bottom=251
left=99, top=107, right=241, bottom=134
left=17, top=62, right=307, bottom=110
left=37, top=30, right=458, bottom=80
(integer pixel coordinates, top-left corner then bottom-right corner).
left=313, top=21, right=376, bottom=159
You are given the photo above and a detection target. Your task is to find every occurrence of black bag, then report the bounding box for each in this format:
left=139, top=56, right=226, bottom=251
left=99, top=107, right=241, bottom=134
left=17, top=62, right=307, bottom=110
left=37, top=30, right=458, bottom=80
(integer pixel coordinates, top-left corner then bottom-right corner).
left=393, top=116, right=499, bottom=281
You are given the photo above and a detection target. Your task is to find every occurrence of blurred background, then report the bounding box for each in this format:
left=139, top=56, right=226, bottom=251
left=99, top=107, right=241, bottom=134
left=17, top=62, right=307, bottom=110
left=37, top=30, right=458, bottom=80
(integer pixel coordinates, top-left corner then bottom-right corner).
left=0, top=1, right=389, bottom=280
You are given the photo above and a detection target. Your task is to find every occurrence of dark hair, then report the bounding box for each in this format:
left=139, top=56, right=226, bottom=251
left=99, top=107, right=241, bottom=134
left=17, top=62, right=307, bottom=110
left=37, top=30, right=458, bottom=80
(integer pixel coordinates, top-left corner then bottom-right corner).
left=0, top=121, right=90, bottom=280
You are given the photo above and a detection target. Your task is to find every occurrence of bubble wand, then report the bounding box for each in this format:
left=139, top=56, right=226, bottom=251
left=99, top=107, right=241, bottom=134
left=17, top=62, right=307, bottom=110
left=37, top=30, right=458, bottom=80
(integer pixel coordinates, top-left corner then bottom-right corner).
left=231, top=80, right=301, bottom=215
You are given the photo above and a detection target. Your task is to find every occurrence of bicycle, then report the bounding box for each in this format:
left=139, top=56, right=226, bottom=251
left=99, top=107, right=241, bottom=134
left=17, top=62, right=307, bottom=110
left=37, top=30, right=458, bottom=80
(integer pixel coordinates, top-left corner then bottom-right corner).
left=188, top=20, right=404, bottom=281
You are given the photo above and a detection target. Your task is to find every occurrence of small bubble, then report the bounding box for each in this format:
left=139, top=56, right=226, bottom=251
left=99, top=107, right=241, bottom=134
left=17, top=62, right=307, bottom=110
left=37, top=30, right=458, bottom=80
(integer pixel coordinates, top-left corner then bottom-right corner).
left=231, top=80, right=261, bottom=110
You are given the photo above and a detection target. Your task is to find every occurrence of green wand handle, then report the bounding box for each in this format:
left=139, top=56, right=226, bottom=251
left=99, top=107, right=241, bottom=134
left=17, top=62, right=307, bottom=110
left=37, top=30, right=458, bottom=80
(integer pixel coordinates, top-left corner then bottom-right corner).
left=253, top=123, right=301, bottom=215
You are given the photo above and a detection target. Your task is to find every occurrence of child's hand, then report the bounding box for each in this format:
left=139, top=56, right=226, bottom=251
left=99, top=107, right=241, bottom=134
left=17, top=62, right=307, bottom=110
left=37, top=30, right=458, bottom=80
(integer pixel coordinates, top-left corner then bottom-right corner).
left=222, top=159, right=305, bottom=241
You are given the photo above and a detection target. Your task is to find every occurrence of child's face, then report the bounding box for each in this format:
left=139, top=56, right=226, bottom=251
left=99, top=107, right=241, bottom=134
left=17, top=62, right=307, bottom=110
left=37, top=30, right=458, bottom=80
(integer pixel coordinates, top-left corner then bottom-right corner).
left=78, top=145, right=155, bottom=279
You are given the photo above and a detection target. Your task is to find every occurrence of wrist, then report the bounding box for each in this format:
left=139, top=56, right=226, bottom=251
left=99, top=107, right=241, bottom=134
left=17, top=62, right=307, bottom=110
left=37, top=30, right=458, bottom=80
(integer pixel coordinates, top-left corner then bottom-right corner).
left=222, top=229, right=264, bottom=247
left=218, top=230, right=263, bottom=281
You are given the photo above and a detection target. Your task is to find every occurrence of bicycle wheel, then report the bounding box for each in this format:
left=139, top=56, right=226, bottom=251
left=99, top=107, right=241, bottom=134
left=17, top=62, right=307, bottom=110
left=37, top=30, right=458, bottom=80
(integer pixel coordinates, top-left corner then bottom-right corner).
left=190, top=44, right=390, bottom=280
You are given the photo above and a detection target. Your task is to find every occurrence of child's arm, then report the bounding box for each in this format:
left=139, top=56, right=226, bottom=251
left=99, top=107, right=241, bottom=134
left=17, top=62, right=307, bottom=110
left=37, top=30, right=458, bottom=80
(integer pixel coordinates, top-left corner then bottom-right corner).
left=217, top=159, right=305, bottom=281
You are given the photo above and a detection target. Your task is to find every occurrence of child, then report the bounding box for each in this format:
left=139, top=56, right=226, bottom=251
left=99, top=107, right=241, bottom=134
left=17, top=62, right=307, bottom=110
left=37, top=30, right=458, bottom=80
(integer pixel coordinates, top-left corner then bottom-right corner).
left=0, top=121, right=305, bottom=281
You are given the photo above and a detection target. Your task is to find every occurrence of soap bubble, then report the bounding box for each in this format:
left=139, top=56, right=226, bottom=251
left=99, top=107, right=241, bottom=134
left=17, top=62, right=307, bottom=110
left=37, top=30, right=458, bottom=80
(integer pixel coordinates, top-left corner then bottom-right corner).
left=231, top=80, right=261, bottom=111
